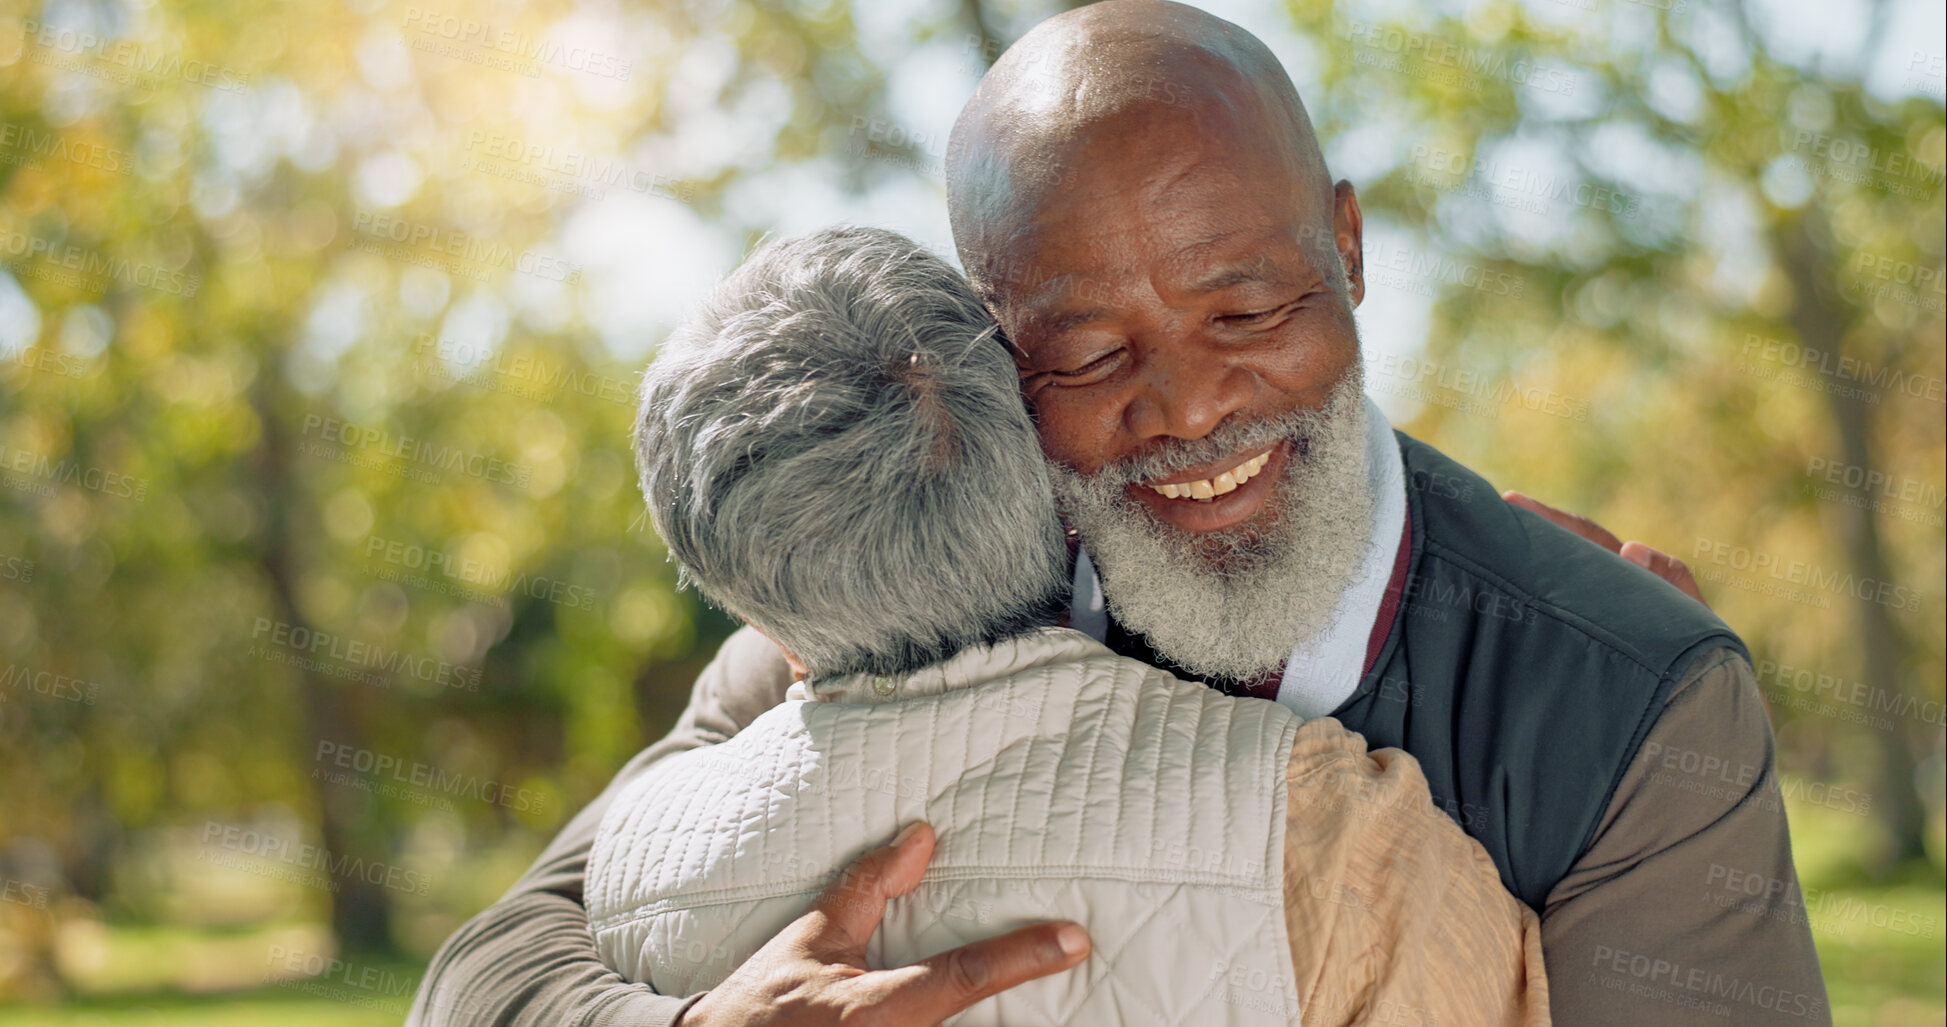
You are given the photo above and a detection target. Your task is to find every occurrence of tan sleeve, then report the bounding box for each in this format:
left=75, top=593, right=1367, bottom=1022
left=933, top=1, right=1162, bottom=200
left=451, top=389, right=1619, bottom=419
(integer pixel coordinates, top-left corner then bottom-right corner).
left=1540, top=649, right=1831, bottom=1025
left=1283, top=717, right=1550, bottom=1027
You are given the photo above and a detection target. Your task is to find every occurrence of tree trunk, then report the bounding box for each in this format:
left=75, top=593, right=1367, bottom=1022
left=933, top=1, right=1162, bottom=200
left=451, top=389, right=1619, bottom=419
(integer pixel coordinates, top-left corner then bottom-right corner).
left=249, top=378, right=395, bottom=951
left=1775, top=209, right=1930, bottom=870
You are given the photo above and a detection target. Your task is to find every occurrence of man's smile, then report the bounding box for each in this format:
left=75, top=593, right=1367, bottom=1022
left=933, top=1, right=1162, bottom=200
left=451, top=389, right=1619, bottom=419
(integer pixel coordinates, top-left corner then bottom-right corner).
left=1145, top=446, right=1276, bottom=499
left=1124, top=439, right=1293, bottom=534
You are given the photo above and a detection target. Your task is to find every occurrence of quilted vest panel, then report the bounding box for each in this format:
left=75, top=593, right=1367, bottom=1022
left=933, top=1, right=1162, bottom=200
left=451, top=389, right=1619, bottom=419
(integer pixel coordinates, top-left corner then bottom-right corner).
left=588, top=630, right=1304, bottom=1026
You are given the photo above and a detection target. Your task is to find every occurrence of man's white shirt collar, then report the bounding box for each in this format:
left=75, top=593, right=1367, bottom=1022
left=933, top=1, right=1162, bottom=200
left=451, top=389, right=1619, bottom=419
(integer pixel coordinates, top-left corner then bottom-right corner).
left=1068, top=396, right=1408, bottom=719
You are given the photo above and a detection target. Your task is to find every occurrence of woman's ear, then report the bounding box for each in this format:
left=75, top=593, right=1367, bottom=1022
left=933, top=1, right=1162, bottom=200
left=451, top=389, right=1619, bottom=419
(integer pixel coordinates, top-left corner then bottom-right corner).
left=743, top=620, right=809, bottom=682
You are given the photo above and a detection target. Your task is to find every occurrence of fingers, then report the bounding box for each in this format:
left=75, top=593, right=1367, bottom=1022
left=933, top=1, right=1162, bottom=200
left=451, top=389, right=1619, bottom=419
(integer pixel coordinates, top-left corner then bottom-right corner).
left=862, top=921, right=1092, bottom=1025
left=1620, top=541, right=1709, bottom=608
left=733, top=826, right=1086, bottom=1027
left=1502, top=491, right=1711, bottom=608
left=1501, top=490, right=1623, bottom=552
left=802, top=822, right=937, bottom=956
left=873, top=822, right=937, bottom=899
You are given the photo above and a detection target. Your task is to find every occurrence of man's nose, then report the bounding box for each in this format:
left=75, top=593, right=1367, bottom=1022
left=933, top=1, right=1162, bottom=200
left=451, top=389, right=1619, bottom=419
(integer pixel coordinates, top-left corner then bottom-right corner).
left=1121, top=342, right=1255, bottom=441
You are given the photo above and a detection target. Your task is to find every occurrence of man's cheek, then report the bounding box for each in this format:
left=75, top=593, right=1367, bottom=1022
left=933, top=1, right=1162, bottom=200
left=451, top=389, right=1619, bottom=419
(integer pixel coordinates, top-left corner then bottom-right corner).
left=1030, top=397, right=1123, bottom=477
left=1260, top=313, right=1360, bottom=395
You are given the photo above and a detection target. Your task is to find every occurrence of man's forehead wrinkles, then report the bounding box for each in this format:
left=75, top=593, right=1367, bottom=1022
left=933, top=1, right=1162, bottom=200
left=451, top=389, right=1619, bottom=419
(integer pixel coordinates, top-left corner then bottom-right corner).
left=1012, top=262, right=1139, bottom=308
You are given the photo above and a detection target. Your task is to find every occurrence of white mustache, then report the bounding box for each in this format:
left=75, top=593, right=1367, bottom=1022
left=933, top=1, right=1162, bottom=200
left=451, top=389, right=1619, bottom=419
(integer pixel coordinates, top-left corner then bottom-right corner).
left=1081, top=406, right=1335, bottom=490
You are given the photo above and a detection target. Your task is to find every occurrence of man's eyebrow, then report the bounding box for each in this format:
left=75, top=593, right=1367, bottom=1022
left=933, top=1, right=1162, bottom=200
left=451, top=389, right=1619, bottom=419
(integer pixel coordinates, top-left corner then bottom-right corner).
left=1025, top=306, right=1111, bottom=340
left=1184, top=260, right=1291, bottom=294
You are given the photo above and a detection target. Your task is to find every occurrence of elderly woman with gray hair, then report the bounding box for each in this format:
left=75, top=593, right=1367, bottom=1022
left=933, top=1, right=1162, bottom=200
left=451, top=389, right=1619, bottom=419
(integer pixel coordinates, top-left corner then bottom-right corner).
left=586, top=226, right=1549, bottom=1026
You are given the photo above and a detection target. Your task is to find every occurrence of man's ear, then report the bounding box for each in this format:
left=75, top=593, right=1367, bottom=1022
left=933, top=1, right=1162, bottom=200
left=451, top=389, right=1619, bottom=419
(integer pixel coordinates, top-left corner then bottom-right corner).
left=743, top=620, right=809, bottom=682
left=1333, top=179, right=1365, bottom=309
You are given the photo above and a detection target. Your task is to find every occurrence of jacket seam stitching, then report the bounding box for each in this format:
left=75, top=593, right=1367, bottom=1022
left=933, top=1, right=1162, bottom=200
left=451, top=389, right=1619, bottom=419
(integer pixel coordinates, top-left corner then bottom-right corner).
left=590, top=867, right=1282, bottom=933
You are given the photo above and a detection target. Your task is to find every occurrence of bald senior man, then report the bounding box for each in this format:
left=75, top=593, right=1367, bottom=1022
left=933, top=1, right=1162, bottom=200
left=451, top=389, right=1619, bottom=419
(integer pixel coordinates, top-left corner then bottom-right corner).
left=410, top=4, right=1825, bottom=1026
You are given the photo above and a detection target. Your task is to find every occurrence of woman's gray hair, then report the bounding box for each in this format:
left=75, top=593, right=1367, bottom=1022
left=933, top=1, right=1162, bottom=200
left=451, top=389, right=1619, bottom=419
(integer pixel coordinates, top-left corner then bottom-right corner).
left=634, top=226, right=1069, bottom=679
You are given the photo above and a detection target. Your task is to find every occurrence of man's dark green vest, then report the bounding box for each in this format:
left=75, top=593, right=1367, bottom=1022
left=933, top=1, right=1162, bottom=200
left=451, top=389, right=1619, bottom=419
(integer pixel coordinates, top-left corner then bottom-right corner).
left=1104, top=432, right=1749, bottom=912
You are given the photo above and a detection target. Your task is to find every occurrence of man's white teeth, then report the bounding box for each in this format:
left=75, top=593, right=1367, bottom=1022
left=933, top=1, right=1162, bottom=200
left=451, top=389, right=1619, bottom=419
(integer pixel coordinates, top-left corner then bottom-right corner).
left=1150, top=450, right=1272, bottom=501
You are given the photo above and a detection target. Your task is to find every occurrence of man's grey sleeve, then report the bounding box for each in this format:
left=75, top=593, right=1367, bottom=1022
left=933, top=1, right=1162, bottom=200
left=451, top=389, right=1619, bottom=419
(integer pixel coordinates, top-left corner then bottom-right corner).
left=407, top=626, right=797, bottom=1027
left=1540, top=648, right=1832, bottom=1025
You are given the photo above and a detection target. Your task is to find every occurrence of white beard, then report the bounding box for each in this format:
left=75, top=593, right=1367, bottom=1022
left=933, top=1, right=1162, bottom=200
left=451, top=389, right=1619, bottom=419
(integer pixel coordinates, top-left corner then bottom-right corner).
left=1047, top=371, right=1375, bottom=684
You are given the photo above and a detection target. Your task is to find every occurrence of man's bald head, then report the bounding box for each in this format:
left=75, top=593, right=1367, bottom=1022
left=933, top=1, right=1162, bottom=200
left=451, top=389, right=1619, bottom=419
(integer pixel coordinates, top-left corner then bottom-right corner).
left=943, top=3, right=1370, bottom=681
left=946, top=0, right=1334, bottom=292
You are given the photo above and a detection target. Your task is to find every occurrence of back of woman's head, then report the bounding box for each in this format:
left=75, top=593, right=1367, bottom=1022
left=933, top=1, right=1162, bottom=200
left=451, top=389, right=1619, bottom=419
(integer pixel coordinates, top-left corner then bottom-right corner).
left=634, top=226, right=1069, bottom=678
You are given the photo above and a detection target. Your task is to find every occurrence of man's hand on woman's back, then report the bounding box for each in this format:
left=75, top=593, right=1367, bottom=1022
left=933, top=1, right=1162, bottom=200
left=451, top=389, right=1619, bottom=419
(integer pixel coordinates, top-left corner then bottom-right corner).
left=677, top=823, right=1092, bottom=1027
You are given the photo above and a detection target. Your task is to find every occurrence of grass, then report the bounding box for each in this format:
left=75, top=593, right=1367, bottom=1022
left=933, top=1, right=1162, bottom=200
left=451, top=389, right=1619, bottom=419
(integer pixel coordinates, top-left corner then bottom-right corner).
left=1816, top=877, right=1946, bottom=1027
left=1, top=799, right=1939, bottom=1024
left=0, top=922, right=416, bottom=1027
left=0, top=988, right=405, bottom=1027
left=1788, top=795, right=1947, bottom=1027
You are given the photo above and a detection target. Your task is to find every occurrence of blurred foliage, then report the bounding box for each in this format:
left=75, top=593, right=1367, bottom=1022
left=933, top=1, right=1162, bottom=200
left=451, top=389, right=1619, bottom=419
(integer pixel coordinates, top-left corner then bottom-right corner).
left=1286, top=0, right=1945, bottom=873
left=0, top=0, right=1939, bottom=1018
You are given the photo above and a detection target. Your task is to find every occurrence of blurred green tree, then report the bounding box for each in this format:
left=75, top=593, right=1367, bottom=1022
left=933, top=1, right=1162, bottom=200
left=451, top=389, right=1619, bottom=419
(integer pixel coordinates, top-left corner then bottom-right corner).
left=0, top=0, right=1937, bottom=998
